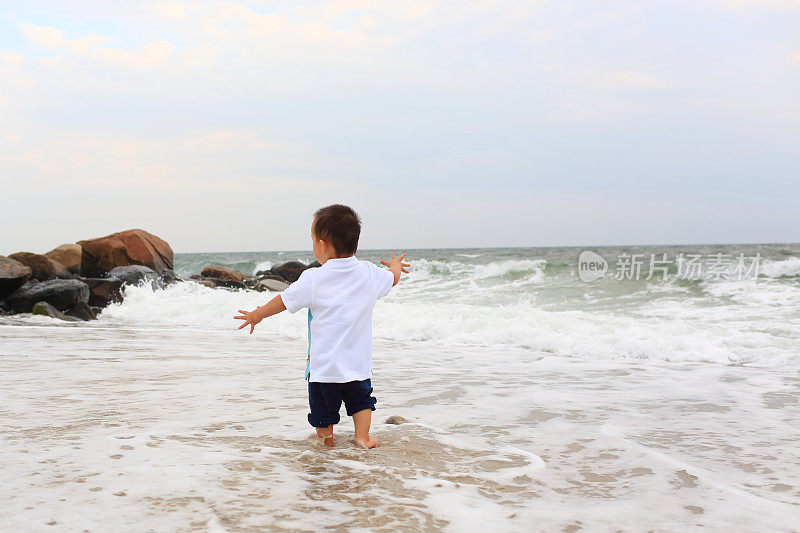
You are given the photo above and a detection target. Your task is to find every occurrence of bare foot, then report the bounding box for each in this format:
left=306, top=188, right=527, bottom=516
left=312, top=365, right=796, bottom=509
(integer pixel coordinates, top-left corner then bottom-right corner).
left=315, top=425, right=334, bottom=447
left=354, top=435, right=378, bottom=449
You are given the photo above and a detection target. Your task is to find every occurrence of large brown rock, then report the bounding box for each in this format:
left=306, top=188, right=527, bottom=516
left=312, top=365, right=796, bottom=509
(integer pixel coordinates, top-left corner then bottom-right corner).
left=45, top=244, right=82, bottom=274
left=201, top=266, right=244, bottom=283
left=77, top=229, right=173, bottom=277
left=8, top=252, right=58, bottom=281
left=0, top=256, right=32, bottom=297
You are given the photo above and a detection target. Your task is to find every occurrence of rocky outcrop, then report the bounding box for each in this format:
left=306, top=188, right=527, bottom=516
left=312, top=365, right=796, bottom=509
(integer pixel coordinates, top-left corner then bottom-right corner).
left=77, top=229, right=174, bottom=277
left=189, top=266, right=246, bottom=289
left=0, top=256, right=32, bottom=297
left=8, top=252, right=61, bottom=281
left=44, top=244, right=82, bottom=274
left=269, top=261, right=308, bottom=283
left=191, top=259, right=321, bottom=292
left=0, top=230, right=181, bottom=320
left=201, top=266, right=243, bottom=283
left=5, top=279, right=90, bottom=313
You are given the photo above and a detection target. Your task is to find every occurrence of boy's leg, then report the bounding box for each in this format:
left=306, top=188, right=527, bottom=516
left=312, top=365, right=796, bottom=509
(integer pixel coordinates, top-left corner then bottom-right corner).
left=352, top=408, right=378, bottom=449
left=343, top=379, right=378, bottom=449
left=308, top=381, right=342, bottom=447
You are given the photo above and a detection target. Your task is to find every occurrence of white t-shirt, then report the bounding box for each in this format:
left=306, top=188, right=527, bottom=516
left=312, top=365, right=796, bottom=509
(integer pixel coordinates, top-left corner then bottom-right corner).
left=279, top=256, right=395, bottom=383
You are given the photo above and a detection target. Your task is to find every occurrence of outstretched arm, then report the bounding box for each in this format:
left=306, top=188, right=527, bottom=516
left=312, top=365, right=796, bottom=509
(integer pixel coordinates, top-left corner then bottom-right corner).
left=234, top=294, right=287, bottom=334
left=380, top=251, right=410, bottom=286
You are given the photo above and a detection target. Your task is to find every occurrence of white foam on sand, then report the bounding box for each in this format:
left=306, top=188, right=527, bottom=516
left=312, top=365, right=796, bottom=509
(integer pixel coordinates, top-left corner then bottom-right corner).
left=1, top=321, right=798, bottom=531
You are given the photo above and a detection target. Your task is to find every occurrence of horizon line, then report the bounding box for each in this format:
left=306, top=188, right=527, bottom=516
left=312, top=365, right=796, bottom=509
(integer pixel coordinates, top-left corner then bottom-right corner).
left=173, top=240, right=800, bottom=254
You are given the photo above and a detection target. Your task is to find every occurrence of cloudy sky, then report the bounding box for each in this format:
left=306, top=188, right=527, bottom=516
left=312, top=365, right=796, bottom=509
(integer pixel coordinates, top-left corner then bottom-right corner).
left=1, top=0, right=798, bottom=254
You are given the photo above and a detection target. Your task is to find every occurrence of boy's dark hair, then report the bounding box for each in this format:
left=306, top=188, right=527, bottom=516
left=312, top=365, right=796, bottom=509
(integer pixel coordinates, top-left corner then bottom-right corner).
left=312, top=204, right=362, bottom=256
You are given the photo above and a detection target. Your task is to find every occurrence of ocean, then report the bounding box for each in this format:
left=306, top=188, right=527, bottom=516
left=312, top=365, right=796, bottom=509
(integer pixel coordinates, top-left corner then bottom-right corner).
left=1, top=243, right=798, bottom=531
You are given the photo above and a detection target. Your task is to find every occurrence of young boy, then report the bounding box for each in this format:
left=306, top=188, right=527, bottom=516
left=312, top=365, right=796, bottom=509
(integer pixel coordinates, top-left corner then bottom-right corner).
left=233, top=204, right=410, bottom=449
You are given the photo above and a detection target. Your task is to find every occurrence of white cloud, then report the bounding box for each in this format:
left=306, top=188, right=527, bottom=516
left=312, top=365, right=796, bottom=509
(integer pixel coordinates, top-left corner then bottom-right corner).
left=19, top=23, right=66, bottom=48
left=701, top=0, right=800, bottom=11
left=0, top=127, right=352, bottom=192
left=19, top=22, right=173, bottom=70
left=0, top=50, right=25, bottom=66
left=612, top=71, right=674, bottom=90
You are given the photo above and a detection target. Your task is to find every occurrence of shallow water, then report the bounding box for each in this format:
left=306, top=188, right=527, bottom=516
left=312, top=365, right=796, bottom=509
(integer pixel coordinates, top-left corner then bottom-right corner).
left=1, top=319, right=798, bottom=531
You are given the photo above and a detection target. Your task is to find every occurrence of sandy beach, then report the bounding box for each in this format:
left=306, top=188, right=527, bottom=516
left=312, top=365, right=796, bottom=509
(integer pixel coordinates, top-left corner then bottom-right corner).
left=2, top=315, right=798, bottom=531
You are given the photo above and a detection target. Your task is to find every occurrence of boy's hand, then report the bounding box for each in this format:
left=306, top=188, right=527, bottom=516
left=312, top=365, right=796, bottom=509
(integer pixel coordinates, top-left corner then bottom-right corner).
left=380, top=251, right=410, bottom=272
left=234, top=307, right=263, bottom=334
left=380, top=251, right=410, bottom=286
left=233, top=295, right=287, bottom=334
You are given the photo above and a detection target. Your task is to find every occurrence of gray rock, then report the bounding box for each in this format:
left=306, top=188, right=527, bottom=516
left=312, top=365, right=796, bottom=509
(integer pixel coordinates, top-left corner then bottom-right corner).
left=270, top=261, right=308, bottom=283
left=258, top=279, right=290, bottom=292
left=108, top=265, right=158, bottom=286
left=0, top=256, right=32, bottom=297
left=32, top=301, right=81, bottom=322
left=5, top=279, right=90, bottom=312
left=80, top=277, right=124, bottom=307
left=256, top=272, right=288, bottom=283
left=385, top=415, right=408, bottom=425
left=156, top=268, right=181, bottom=288
left=66, top=301, right=96, bottom=321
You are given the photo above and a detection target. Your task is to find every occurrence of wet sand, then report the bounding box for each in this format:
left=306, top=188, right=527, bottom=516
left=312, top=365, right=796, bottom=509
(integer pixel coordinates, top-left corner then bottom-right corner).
left=1, top=318, right=798, bottom=531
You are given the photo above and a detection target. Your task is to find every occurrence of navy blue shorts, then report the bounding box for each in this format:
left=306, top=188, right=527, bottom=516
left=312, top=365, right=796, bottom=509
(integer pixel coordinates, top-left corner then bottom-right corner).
left=307, top=378, right=377, bottom=428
